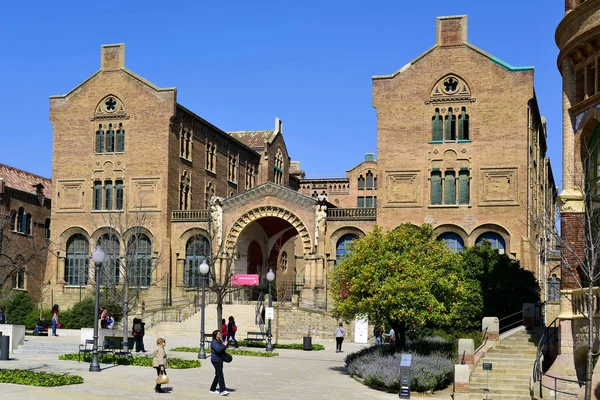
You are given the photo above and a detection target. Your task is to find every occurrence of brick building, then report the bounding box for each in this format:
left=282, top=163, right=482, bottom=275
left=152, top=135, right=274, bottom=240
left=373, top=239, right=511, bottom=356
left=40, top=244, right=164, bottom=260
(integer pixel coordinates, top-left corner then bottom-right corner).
left=0, top=164, right=51, bottom=302
left=549, top=0, right=600, bottom=388
left=44, top=16, right=557, bottom=312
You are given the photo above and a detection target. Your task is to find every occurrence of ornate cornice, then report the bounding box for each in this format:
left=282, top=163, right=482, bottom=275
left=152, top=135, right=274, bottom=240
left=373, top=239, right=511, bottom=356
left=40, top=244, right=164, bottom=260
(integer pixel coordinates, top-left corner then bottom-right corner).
left=559, top=188, right=585, bottom=213
left=222, top=182, right=316, bottom=211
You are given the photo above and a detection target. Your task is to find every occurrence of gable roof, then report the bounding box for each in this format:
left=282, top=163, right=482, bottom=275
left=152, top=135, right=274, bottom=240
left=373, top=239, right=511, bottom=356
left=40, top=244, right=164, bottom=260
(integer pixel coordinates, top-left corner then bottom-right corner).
left=227, top=130, right=277, bottom=150
left=0, top=164, right=52, bottom=198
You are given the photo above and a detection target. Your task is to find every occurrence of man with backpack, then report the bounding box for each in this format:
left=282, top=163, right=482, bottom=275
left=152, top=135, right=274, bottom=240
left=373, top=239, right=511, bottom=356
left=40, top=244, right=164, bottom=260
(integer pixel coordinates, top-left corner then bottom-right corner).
left=227, top=316, right=239, bottom=348
left=132, top=317, right=146, bottom=352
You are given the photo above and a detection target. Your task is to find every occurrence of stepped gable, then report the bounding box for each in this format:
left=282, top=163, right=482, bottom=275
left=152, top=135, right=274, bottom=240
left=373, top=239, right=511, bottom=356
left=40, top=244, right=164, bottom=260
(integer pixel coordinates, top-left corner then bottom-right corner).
left=0, top=163, right=52, bottom=198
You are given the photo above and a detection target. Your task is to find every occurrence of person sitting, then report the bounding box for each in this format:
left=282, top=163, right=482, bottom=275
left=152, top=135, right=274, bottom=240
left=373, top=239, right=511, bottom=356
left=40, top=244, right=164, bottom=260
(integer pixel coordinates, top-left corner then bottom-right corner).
left=33, top=317, right=47, bottom=335
left=107, top=316, right=114, bottom=329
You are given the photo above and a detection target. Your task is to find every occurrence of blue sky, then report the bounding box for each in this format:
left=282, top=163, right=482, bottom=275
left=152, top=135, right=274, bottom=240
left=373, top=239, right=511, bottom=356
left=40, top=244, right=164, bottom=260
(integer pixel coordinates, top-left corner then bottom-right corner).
left=0, top=1, right=564, bottom=187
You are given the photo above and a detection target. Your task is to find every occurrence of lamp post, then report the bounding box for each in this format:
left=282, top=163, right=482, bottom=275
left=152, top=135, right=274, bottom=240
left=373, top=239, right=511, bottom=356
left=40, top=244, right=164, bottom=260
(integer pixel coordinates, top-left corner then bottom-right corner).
left=198, top=259, right=210, bottom=359
left=266, top=268, right=275, bottom=352
left=90, top=245, right=105, bottom=372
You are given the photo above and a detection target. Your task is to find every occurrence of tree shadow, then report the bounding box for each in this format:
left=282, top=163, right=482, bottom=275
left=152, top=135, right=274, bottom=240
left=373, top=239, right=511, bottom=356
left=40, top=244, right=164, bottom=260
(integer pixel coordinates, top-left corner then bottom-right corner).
left=329, top=365, right=349, bottom=375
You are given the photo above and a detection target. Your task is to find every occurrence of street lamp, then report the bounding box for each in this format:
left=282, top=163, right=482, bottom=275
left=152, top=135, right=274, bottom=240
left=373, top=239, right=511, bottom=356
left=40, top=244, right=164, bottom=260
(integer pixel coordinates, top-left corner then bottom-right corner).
left=198, top=259, right=210, bottom=359
left=90, top=245, right=105, bottom=372
left=266, top=268, right=275, bottom=352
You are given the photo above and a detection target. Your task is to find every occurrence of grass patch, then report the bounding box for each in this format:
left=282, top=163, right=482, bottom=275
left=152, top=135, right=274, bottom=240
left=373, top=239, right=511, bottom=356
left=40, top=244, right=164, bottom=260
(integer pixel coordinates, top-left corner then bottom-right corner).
left=170, top=347, right=278, bottom=357
left=58, top=353, right=201, bottom=368
left=236, top=340, right=325, bottom=351
left=0, top=369, right=83, bottom=386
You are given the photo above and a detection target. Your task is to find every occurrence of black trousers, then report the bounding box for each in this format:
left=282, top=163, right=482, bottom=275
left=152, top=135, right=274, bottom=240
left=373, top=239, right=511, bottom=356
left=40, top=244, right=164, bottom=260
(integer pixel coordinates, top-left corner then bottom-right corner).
left=210, top=361, right=226, bottom=392
left=336, top=337, right=344, bottom=351
left=135, top=335, right=145, bottom=352
left=154, top=367, right=166, bottom=389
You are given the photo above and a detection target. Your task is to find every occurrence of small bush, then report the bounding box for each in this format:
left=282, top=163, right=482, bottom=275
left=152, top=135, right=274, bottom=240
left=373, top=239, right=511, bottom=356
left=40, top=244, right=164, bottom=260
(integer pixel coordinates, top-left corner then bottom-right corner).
left=58, top=353, right=201, bottom=368
left=59, top=297, right=96, bottom=329
left=236, top=340, right=325, bottom=351
left=406, top=336, right=455, bottom=358
left=5, top=292, right=35, bottom=325
left=169, top=346, right=278, bottom=357
left=345, top=343, right=453, bottom=392
left=0, top=369, right=83, bottom=386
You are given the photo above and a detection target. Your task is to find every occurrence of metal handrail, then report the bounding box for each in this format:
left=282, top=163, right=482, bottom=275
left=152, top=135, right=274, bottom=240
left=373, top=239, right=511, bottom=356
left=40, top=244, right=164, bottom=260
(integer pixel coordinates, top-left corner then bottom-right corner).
left=532, top=317, right=585, bottom=398
left=460, top=350, right=466, bottom=365
left=498, top=306, right=535, bottom=333
left=474, top=327, right=488, bottom=356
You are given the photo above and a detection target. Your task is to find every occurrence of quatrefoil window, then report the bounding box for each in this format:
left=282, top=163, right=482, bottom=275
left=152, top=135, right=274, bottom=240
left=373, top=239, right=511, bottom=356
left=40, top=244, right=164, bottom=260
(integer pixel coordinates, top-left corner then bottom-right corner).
left=442, top=77, right=459, bottom=94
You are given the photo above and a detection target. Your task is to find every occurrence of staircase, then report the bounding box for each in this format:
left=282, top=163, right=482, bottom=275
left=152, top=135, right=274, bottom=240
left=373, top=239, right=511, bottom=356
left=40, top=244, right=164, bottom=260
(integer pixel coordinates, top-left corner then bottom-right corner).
left=469, top=328, right=543, bottom=399
left=146, top=304, right=260, bottom=339
left=14, top=338, right=79, bottom=355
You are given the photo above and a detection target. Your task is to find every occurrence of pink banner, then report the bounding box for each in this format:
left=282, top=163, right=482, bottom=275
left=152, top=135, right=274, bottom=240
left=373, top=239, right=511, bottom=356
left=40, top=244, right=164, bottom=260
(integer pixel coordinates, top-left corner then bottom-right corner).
left=231, top=274, right=260, bottom=287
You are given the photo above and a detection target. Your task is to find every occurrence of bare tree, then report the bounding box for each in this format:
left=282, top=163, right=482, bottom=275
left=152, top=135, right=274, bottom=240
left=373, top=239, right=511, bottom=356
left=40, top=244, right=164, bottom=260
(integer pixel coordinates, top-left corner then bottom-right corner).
left=91, top=202, right=165, bottom=349
left=0, top=201, right=52, bottom=306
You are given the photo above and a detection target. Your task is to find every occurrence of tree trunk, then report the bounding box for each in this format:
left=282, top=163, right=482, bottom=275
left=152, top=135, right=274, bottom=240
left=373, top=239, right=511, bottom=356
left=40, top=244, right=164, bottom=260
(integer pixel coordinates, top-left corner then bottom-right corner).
left=586, top=282, right=594, bottom=400
left=216, top=292, right=223, bottom=333
left=122, top=283, right=130, bottom=351
left=390, top=320, right=406, bottom=349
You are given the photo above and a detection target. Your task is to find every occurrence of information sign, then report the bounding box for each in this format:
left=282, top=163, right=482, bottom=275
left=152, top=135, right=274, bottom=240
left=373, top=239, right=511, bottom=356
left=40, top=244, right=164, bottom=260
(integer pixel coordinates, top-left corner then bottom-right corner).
left=265, top=307, right=274, bottom=320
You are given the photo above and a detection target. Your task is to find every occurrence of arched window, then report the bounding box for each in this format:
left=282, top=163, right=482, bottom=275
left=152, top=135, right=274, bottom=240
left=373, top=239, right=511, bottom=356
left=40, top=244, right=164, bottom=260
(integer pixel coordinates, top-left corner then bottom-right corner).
left=476, top=232, right=506, bottom=254
left=366, top=171, right=374, bottom=189
left=185, top=236, right=210, bottom=288
left=358, top=175, right=365, bottom=190
left=129, top=234, right=152, bottom=287
left=458, top=107, right=469, bottom=140
left=25, top=213, right=31, bottom=235
left=432, top=108, right=443, bottom=141
left=430, top=171, right=442, bottom=205
left=587, top=125, right=600, bottom=200
left=12, top=255, right=25, bottom=289
left=65, top=234, right=89, bottom=286
left=336, top=234, right=359, bottom=262
left=445, top=108, right=456, bottom=141
left=96, top=124, right=105, bottom=153
left=274, top=149, right=284, bottom=185
left=106, top=123, right=115, bottom=152
left=10, top=210, right=16, bottom=231
left=444, top=171, right=456, bottom=205
left=94, top=181, right=102, bottom=210
left=280, top=251, right=288, bottom=272
left=98, top=234, right=120, bottom=285
left=105, top=181, right=113, bottom=210
left=17, top=207, right=25, bottom=233
left=205, top=182, right=214, bottom=208
left=312, top=191, right=318, bottom=198
left=116, top=123, right=125, bottom=152
left=458, top=170, right=470, bottom=204
left=548, top=274, right=560, bottom=302
left=437, top=232, right=464, bottom=253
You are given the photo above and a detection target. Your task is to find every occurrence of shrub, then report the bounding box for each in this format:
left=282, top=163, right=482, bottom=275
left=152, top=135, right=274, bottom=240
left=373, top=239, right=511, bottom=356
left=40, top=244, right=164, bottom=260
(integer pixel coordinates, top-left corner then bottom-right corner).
left=406, top=336, right=455, bottom=358
left=58, top=353, right=201, bottom=368
left=5, top=292, right=35, bottom=325
left=345, top=343, right=453, bottom=392
left=169, top=346, right=278, bottom=357
left=236, top=340, right=325, bottom=351
left=0, top=369, right=83, bottom=386
left=59, top=297, right=96, bottom=329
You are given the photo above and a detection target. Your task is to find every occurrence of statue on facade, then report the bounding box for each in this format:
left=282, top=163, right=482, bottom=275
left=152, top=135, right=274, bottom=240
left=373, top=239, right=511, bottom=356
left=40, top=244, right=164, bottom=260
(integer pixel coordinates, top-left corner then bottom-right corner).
left=314, top=195, right=328, bottom=248
left=209, top=196, right=224, bottom=247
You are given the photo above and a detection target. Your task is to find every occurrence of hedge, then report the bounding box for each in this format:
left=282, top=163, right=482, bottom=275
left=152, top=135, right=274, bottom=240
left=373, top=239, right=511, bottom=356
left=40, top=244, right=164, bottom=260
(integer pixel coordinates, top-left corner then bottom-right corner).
left=236, top=340, right=325, bottom=351
left=58, top=353, right=201, bottom=368
left=169, top=347, right=278, bottom=357
left=0, top=369, right=83, bottom=386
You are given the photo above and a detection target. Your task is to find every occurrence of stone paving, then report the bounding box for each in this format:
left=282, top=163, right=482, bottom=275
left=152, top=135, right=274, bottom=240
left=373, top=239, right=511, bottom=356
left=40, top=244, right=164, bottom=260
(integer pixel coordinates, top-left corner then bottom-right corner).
left=0, top=333, right=435, bottom=400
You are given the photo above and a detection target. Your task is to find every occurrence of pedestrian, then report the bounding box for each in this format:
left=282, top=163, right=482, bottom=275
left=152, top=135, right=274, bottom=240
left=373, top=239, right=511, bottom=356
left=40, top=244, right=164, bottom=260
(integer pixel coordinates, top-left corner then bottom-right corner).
left=33, top=317, right=47, bottom=335
left=335, top=322, right=345, bottom=353
left=385, top=327, right=396, bottom=344
left=152, top=337, right=168, bottom=393
left=51, top=304, right=60, bottom=337
left=133, top=317, right=146, bottom=352
left=100, top=307, right=108, bottom=329
left=209, top=329, right=229, bottom=396
left=227, top=316, right=238, bottom=348
left=221, top=318, right=228, bottom=339
left=0, top=309, right=5, bottom=324
left=373, top=325, right=382, bottom=345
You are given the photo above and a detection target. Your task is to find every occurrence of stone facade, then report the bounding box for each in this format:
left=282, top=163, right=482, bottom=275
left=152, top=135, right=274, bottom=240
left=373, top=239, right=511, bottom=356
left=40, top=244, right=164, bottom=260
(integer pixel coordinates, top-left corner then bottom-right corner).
left=0, top=164, right=52, bottom=302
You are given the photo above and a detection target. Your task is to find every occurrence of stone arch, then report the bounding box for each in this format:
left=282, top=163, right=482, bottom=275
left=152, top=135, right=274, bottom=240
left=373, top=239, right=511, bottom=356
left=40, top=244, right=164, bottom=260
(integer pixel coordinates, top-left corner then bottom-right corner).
left=123, top=226, right=155, bottom=245
left=575, top=109, right=600, bottom=177
left=329, top=226, right=366, bottom=252
left=430, top=73, right=471, bottom=97
left=59, top=226, right=91, bottom=249
left=95, top=94, right=126, bottom=115
left=433, top=224, right=468, bottom=240
left=90, top=226, right=122, bottom=247
left=225, top=205, right=312, bottom=256
left=177, top=227, right=210, bottom=257
left=469, top=223, right=511, bottom=251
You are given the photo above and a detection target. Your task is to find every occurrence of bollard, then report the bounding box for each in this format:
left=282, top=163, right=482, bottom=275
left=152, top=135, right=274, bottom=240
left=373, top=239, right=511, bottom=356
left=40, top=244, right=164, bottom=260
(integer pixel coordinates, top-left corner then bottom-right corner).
left=0, top=335, right=10, bottom=360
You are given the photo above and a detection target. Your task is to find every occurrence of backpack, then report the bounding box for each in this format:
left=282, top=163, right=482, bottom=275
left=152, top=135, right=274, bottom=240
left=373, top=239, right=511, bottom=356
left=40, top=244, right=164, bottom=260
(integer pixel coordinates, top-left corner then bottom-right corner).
left=232, top=323, right=237, bottom=333
left=133, top=323, right=142, bottom=334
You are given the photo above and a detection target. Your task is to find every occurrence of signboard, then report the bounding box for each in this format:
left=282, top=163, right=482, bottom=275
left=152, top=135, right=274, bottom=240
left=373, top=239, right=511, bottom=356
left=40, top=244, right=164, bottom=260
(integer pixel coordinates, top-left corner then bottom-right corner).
left=265, top=307, right=274, bottom=320
left=231, top=274, right=260, bottom=287
left=354, top=317, right=369, bottom=344
left=399, top=353, right=412, bottom=399
left=482, top=363, right=492, bottom=371
left=400, top=354, right=412, bottom=367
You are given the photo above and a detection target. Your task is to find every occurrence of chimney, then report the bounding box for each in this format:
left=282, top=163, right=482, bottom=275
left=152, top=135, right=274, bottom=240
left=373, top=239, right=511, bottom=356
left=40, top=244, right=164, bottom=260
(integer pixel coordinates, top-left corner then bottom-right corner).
left=365, top=153, right=375, bottom=162
left=101, top=43, right=125, bottom=71
left=274, top=117, right=283, bottom=135
left=436, top=15, right=467, bottom=47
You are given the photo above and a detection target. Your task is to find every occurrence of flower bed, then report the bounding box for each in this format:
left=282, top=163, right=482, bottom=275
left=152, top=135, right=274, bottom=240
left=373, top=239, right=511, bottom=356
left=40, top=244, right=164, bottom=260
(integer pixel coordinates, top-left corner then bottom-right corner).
left=170, top=346, right=278, bottom=357
left=58, top=353, right=201, bottom=368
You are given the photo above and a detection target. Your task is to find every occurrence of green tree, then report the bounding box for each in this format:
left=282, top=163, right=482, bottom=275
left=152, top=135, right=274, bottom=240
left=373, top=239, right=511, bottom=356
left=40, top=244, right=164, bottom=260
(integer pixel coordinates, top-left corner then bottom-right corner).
left=331, top=224, right=482, bottom=347
left=461, top=241, right=539, bottom=321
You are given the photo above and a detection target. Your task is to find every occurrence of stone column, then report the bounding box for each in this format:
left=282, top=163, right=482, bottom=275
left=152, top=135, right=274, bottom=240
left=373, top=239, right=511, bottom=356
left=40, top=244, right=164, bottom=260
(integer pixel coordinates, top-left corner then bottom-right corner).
left=482, top=317, right=499, bottom=341
left=562, top=59, right=575, bottom=190
left=453, top=364, right=470, bottom=400
left=457, top=338, right=474, bottom=365
left=57, top=253, right=66, bottom=286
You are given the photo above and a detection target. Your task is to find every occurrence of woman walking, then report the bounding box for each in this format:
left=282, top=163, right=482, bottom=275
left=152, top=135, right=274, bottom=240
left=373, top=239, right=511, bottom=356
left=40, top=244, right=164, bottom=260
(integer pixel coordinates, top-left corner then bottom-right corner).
left=209, top=329, right=229, bottom=396
left=152, top=337, right=168, bottom=393
left=226, top=316, right=238, bottom=348
left=51, top=304, right=60, bottom=337
left=335, top=322, right=345, bottom=353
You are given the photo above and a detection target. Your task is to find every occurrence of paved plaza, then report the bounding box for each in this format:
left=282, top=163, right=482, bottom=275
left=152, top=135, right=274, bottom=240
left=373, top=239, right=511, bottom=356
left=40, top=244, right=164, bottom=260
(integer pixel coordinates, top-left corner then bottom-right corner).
left=0, top=334, right=452, bottom=400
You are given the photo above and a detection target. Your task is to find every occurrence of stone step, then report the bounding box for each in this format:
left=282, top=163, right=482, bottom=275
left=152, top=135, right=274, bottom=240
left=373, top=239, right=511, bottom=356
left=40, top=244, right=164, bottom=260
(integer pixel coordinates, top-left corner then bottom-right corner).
left=480, top=353, right=537, bottom=359
left=468, top=392, right=531, bottom=400
left=471, top=367, right=532, bottom=375
left=15, top=340, right=79, bottom=354
left=470, top=376, right=530, bottom=384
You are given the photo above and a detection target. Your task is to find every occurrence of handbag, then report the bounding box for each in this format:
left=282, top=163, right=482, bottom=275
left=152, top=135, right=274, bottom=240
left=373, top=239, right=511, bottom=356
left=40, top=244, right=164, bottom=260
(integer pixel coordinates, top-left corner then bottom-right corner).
left=156, top=372, right=169, bottom=385
left=222, top=351, right=233, bottom=363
